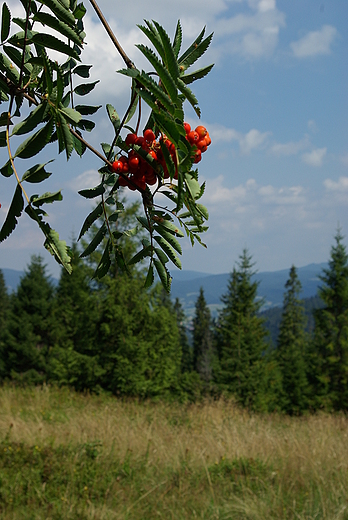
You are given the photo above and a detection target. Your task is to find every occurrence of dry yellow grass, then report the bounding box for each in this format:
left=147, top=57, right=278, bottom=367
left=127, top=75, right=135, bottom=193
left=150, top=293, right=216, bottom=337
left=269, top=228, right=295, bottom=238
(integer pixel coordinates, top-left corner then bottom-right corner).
left=0, top=384, right=347, bottom=519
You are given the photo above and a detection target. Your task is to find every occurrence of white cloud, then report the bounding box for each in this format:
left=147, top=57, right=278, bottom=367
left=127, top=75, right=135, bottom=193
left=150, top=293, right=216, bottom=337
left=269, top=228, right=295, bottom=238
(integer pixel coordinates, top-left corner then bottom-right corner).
left=324, top=177, right=348, bottom=192
left=270, top=136, right=309, bottom=156
left=209, top=124, right=270, bottom=154
left=302, top=147, right=327, bottom=167
left=66, top=169, right=101, bottom=192
left=290, top=25, right=338, bottom=58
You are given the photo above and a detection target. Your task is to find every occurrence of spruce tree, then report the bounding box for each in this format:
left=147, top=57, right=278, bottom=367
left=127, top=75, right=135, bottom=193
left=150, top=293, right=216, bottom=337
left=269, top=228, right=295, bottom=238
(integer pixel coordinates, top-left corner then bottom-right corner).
left=174, top=297, right=192, bottom=373
left=192, top=287, right=214, bottom=383
left=215, top=249, right=269, bottom=410
left=276, top=265, right=309, bottom=414
left=6, top=256, right=54, bottom=383
left=314, top=229, right=348, bottom=410
left=48, top=243, right=103, bottom=390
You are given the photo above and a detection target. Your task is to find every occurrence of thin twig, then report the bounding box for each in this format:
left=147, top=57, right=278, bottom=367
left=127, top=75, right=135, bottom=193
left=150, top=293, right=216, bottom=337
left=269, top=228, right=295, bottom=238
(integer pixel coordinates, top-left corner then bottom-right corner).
left=88, top=0, right=135, bottom=69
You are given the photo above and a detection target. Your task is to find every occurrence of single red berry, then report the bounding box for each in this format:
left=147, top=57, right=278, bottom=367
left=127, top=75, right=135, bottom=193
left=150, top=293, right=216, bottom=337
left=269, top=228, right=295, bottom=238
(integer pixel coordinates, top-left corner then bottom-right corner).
left=196, top=137, right=208, bottom=152
left=148, top=150, right=158, bottom=161
left=194, top=149, right=202, bottom=164
left=128, top=155, right=140, bottom=171
left=135, top=136, right=145, bottom=147
left=205, top=132, right=212, bottom=146
left=143, top=128, right=156, bottom=142
left=187, top=131, right=199, bottom=145
left=112, top=160, right=123, bottom=173
left=184, top=122, right=191, bottom=134
left=195, top=125, right=207, bottom=139
left=125, top=133, right=137, bottom=146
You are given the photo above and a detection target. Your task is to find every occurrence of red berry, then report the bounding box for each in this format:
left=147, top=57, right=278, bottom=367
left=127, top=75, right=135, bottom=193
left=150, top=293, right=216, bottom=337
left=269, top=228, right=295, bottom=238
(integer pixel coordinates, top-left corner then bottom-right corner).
left=194, top=149, right=202, bottom=163
left=148, top=150, right=158, bottom=161
left=128, top=155, right=140, bottom=171
left=112, top=160, right=123, bottom=173
left=184, top=122, right=191, bottom=134
left=187, top=131, right=199, bottom=145
left=195, top=125, right=207, bottom=139
left=196, top=138, right=208, bottom=152
left=205, top=132, right=212, bottom=146
left=125, top=133, right=137, bottom=146
left=143, top=128, right=156, bottom=142
left=135, top=136, right=145, bottom=147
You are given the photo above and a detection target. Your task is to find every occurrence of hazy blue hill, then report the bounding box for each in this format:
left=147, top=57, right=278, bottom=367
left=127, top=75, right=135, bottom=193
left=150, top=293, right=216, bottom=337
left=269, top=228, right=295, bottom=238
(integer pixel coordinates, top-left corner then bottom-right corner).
left=1, top=268, right=23, bottom=293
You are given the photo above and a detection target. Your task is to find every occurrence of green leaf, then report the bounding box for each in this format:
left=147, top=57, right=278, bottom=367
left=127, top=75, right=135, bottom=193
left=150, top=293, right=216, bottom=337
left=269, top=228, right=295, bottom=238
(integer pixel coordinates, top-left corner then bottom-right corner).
left=3, top=45, right=32, bottom=75
left=0, top=184, right=23, bottom=242
left=154, top=225, right=182, bottom=254
left=137, top=215, right=150, bottom=232
left=154, top=235, right=182, bottom=269
left=72, top=128, right=86, bottom=156
left=39, top=0, right=76, bottom=27
left=33, top=12, right=83, bottom=46
left=25, top=205, right=72, bottom=274
left=0, top=51, right=20, bottom=83
left=136, top=71, right=175, bottom=115
left=178, top=26, right=206, bottom=65
left=0, top=130, right=6, bottom=147
left=78, top=183, right=105, bottom=199
left=154, top=258, right=171, bottom=293
left=180, top=64, right=214, bottom=85
left=73, top=64, right=92, bottom=77
left=11, top=102, right=47, bottom=136
left=173, top=20, right=182, bottom=58
left=153, top=111, right=180, bottom=146
left=136, top=44, right=177, bottom=102
left=144, top=264, right=154, bottom=289
left=153, top=21, right=180, bottom=80
left=179, top=31, right=213, bottom=71
left=21, top=161, right=53, bottom=183
left=94, top=239, right=112, bottom=279
left=1, top=3, right=11, bottom=43
left=80, top=222, right=107, bottom=258
left=185, top=172, right=201, bottom=199
left=128, top=245, right=151, bottom=266
left=78, top=202, right=103, bottom=240
left=106, top=104, right=120, bottom=132
left=30, top=33, right=80, bottom=60
left=74, top=80, right=99, bottom=96
left=156, top=217, right=184, bottom=237
left=14, top=118, right=54, bottom=159
left=155, top=247, right=169, bottom=265
left=74, top=3, right=86, bottom=20
left=31, top=190, right=63, bottom=207
left=58, top=106, right=82, bottom=125
left=137, top=21, right=165, bottom=63
left=56, top=111, right=74, bottom=159
left=0, top=160, right=12, bottom=177
left=196, top=203, right=209, bottom=220
left=177, top=78, right=200, bottom=117
left=76, top=118, right=95, bottom=132
left=75, top=104, right=101, bottom=115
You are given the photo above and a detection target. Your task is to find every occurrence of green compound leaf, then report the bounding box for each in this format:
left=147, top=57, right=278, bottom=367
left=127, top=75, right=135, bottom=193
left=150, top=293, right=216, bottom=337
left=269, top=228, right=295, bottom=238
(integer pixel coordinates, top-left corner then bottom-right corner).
left=128, top=245, right=152, bottom=266
left=21, top=161, right=53, bottom=183
left=154, top=258, right=171, bottom=293
left=137, top=21, right=165, bottom=63
left=14, top=118, right=54, bottom=159
left=106, top=104, right=120, bottom=132
left=33, top=12, right=83, bottom=46
left=154, top=235, right=182, bottom=269
left=11, top=102, right=47, bottom=136
left=80, top=222, right=107, bottom=258
left=0, top=184, right=24, bottom=242
left=1, top=3, right=11, bottom=43
left=155, top=247, right=169, bottom=265
left=136, top=71, right=175, bottom=115
left=178, top=29, right=213, bottom=70
left=78, top=202, right=103, bottom=240
left=78, top=183, right=105, bottom=199
left=153, top=21, right=180, bottom=80
left=74, top=80, right=99, bottom=96
left=25, top=205, right=72, bottom=274
left=154, top=217, right=184, bottom=237
left=31, top=191, right=63, bottom=207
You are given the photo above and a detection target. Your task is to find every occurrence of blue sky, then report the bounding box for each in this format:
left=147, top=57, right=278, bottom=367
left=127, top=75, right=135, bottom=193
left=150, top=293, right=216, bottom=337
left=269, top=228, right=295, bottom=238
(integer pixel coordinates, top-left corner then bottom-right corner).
left=1, top=0, right=347, bottom=278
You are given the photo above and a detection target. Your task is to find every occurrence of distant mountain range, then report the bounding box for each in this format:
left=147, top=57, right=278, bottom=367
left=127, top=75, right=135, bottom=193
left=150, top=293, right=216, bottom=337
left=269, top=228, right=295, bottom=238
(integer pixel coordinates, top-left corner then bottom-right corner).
left=1, top=263, right=328, bottom=316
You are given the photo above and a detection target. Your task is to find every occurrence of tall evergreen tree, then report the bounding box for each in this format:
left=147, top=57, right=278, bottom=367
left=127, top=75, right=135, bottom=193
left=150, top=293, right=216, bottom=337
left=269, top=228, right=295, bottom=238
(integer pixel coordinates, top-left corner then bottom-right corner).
left=48, top=243, right=103, bottom=390
left=215, top=249, right=269, bottom=410
left=192, top=287, right=214, bottom=383
left=6, top=256, right=54, bottom=383
left=276, top=265, right=309, bottom=414
left=0, top=270, right=10, bottom=379
left=314, top=229, right=348, bottom=410
left=174, top=297, right=192, bottom=373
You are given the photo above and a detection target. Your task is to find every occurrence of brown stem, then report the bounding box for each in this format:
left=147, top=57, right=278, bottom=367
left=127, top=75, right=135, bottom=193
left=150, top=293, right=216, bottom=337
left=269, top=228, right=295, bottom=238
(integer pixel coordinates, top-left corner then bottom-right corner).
left=88, top=0, right=135, bottom=69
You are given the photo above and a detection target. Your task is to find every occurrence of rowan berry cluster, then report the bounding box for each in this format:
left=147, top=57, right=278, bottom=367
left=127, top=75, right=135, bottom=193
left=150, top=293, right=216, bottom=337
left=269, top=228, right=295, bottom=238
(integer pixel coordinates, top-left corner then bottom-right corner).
left=111, top=123, right=211, bottom=190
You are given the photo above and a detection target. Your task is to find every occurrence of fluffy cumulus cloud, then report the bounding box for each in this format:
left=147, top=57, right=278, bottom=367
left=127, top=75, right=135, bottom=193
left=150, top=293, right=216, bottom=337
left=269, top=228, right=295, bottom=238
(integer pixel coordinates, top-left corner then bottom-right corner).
left=324, top=177, right=348, bottom=192
left=270, top=137, right=310, bottom=156
left=209, top=124, right=271, bottom=154
left=290, top=25, right=338, bottom=58
left=302, top=147, right=327, bottom=167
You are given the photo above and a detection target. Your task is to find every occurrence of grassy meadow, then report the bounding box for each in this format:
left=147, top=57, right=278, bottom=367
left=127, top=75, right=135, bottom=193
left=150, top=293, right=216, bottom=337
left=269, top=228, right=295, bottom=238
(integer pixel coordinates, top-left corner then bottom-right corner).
left=0, top=385, right=347, bottom=519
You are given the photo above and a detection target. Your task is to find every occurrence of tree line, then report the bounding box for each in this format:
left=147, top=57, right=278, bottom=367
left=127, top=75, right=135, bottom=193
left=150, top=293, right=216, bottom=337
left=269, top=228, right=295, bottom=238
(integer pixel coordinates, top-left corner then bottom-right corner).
left=1, top=224, right=347, bottom=414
